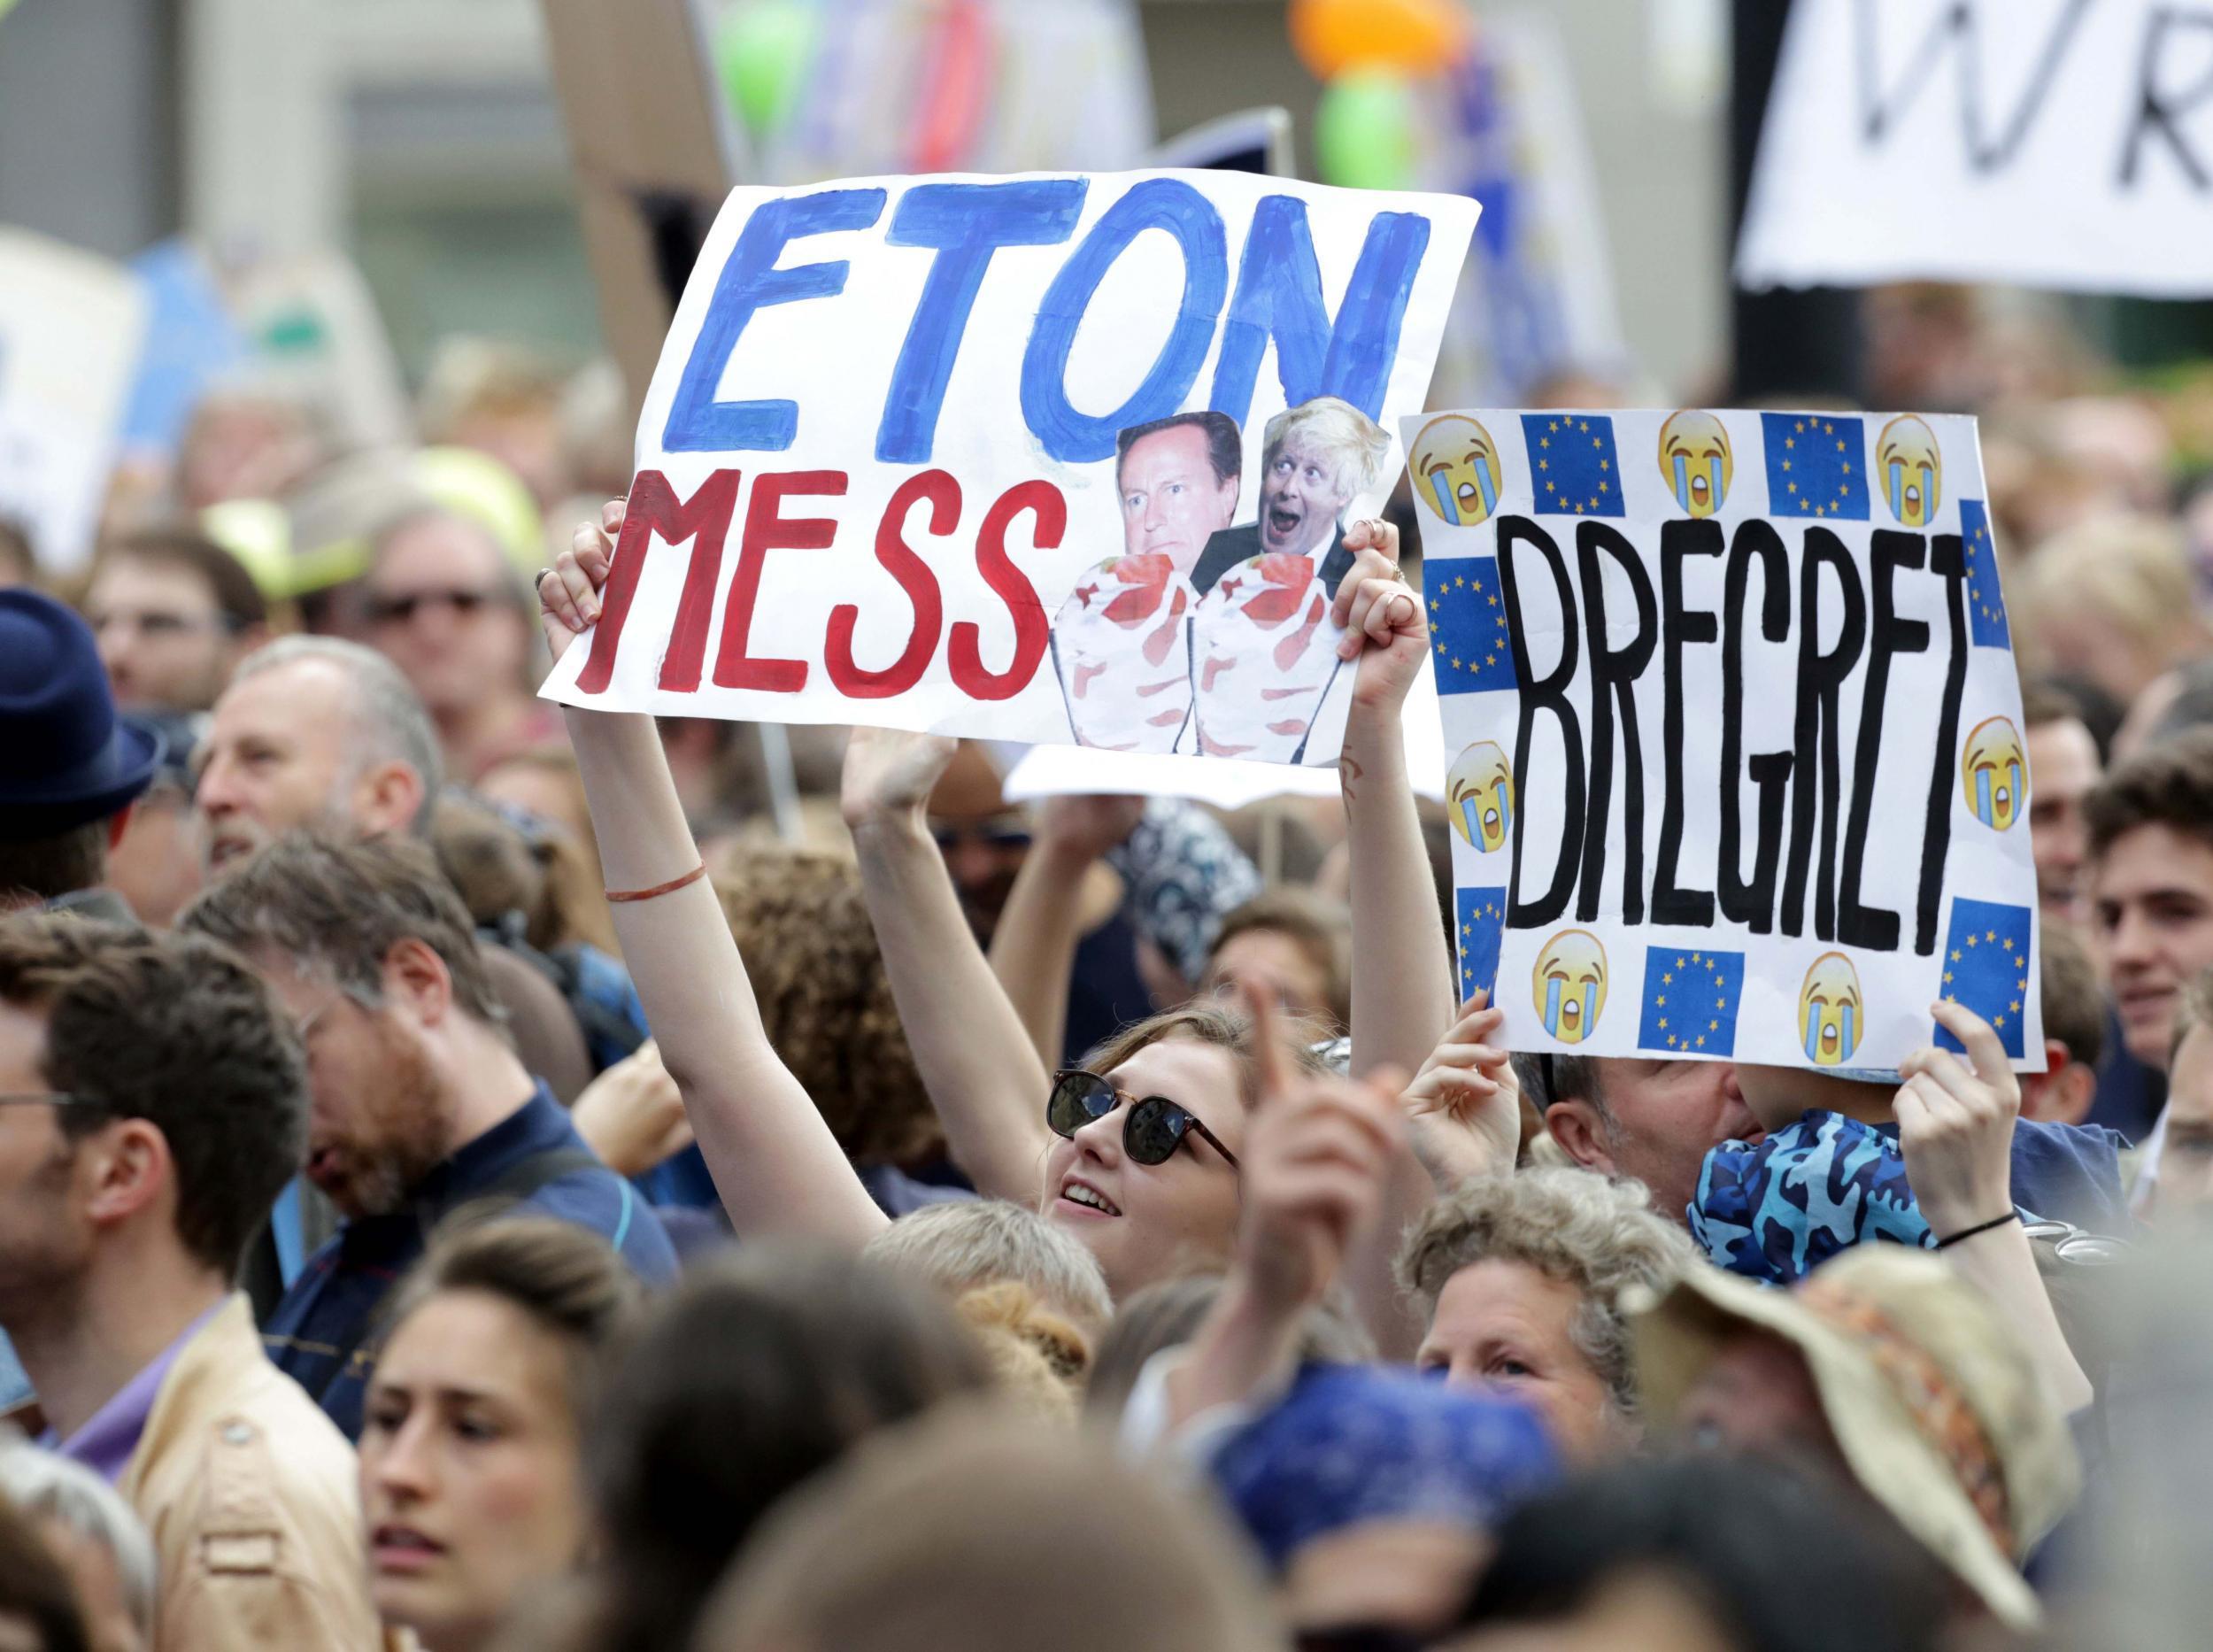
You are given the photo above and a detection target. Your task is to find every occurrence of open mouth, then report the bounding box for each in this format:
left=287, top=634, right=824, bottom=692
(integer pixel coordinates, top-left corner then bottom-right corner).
left=371, top=1525, right=445, bottom=1571
left=1267, top=506, right=1303, bottom=538
left=1561, top=1000, right=1581, bottom=1025
left=1483, top=807, right=1500, bottom=831
left=208, top=834, right=255, bottom=868
left=1691, top=475, right=1709, bottom=503
left=1456, top=482, right=1480, bottom=507
left=1056, top=1177, right=1122, bottom=1218
left=1821, top=1024, right=1839, bottom=1051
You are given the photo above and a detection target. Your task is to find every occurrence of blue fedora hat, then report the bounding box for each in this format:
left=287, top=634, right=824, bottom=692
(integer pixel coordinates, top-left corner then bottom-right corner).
left=0, top=589, right=162, bottom=841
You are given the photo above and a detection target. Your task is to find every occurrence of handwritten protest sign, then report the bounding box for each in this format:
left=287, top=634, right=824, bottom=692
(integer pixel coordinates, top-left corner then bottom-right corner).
left=1739, top=0, right=2213, bottom=296
left=1407, top=406, right=2043, bottom=1072
left=541, top=170, right=1477, bottom=768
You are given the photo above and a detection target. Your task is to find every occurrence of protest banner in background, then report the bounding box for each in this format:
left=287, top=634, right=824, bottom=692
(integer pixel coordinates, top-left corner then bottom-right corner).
left=542, top=169, right=1478, bottom=770
left=1739, top=0, right=2213, bottom=296
left=0, top=230, right=148, bottom=571
left=1425, top=10, right=1626, bottom=405
left=1405, top=405, right=2044, bottom=1072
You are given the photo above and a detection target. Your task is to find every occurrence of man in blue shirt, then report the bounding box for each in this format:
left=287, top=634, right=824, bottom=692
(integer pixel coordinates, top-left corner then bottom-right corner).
left=181, top=830, right=675, bottom=1438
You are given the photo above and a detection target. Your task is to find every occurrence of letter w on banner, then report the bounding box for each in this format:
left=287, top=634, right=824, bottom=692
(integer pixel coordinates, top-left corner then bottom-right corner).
left=1737, top=0, right=2213, bottom=296
left=1406, top=406, right=2044, bottom=1074
left=542, top=171, right=1477, bottom=769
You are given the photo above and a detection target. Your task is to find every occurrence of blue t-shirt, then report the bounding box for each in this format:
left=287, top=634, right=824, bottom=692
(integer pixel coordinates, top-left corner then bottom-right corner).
left=264, top=1084, right=677, bottom=1439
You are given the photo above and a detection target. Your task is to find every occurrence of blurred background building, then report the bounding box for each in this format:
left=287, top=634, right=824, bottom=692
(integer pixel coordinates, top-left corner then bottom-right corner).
left=0, top=0, right=1729, bottom=393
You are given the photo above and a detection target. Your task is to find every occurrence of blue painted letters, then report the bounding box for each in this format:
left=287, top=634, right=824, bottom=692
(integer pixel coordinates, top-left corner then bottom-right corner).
left=663, top=188, right=889, bottom=453
left=877, top=179, right=1089, bottom=464
left=1209, top=198, right=1432, bottom=428
left=1020, top=179, right=1228, bottom=465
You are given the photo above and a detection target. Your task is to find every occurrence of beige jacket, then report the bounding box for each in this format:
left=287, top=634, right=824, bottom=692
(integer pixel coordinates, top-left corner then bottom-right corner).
left=117, top=1293, right=393, bottom=1652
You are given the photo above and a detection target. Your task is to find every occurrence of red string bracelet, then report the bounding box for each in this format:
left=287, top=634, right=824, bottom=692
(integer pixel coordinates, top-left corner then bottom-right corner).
left=605, top=863, right=708, bottom=904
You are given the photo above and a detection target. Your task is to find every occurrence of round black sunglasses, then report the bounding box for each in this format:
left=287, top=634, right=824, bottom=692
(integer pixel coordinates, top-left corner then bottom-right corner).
left=1046, top=1069, right=1240, bottom=1169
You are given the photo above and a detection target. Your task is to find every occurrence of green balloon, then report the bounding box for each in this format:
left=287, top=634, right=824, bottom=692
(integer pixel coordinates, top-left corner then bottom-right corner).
left=1315, top=69, right=1417, bottom=191
left=715, top=0, right=816, bottom=137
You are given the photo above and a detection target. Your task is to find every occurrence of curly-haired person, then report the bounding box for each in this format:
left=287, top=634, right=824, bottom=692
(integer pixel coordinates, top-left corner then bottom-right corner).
left=711, top=844, right=965, bottom=1214
left=1397, top=1168, right=1697, bottom=1463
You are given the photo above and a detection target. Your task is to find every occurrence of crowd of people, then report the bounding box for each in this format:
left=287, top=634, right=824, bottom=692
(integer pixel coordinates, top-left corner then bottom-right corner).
left=2, top=297, right=2213, bottom=1652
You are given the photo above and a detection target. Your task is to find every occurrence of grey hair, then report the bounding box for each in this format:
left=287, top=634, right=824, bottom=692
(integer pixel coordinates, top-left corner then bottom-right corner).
left=1261, top=395, right=1392, bottom=501
left=230, top=635, right=443, bottom=833
left=0, top=1432, right=158, bottom=1637
left=1395, top=1167, right=1698, bottom=1422
left=863, top=1200, right=1113, bottom=1338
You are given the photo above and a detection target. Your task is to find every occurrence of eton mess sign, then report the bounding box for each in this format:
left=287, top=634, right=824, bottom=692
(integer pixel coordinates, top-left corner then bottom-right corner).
left=1411, top=407, right=2046, bottom=1073
left=541, top=170, right=1477, bottom=766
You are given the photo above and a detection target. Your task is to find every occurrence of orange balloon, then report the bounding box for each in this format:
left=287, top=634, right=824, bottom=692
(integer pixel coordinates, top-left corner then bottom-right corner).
left=1290, top=0, right=1466, bottom=79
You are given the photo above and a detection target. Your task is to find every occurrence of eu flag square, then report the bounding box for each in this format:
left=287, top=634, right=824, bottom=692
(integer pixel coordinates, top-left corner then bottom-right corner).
left=1520, top=413, right=1623, bottom=517
left=1936, top=898, right=2034, bottom=1060
left=1427, top=558, right=1517, bottom=696
left=1960, top=499, right=2011, bottom=650
left=1636, top=946, right=1745, bottom=1057
left=1761, top=413, right=1870, bottom=521
left=1457, top=886, right=1507, bottom=1002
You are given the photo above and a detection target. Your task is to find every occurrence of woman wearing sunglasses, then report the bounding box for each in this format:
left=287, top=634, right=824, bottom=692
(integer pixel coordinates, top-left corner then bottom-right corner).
left=537, top=499, right=1453, bottom=1311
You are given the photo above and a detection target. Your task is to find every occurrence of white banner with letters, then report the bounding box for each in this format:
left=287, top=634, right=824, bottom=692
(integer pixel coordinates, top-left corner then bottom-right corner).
left=543, top=170, right=1478, bottom=769
left=1408, top=405, right=2044, bottom=1072
left=1739, top=0, right=2213, bottom=296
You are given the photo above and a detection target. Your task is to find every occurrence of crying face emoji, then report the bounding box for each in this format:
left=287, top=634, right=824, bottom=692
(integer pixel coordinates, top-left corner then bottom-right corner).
left=1656, top=411, right=1733, bottom=518
left=1961, top=715, right=2026, bottom=831
left=1532, top=930, right=1608, bottom=1045
left=1877, top=414, right=1942, bottom=528
left=1798, top=953, right=1863, bottom=1068
left=1410, top=415, right=1503, bottom=528
left=1448, top=741, right=1514, bottom=853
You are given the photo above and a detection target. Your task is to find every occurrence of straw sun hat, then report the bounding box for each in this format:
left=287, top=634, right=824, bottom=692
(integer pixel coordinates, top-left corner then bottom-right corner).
left=1632, top=1247, right=2080, bottom=1630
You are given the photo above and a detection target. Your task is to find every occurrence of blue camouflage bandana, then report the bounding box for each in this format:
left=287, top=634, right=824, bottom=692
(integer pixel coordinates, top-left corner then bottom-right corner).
left=1690, top=1111, right=1933, bottom=1283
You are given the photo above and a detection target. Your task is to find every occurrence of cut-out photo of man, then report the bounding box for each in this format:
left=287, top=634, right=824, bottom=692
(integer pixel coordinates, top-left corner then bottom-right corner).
left=1046, top=412, right=1241, bottom=752
left=1113, top=411, right=1244, bottom=580
left=1191, top=396, right=1392, bottom=595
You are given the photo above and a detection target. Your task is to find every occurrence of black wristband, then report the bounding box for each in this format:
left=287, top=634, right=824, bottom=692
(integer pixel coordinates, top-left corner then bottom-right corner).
left=1936, top=1210, right=2020, bottom=1248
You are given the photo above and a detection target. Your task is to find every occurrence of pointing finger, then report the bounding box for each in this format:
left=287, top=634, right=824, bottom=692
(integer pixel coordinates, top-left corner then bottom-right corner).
left=1242, top=974, right=1294, bottom=1108
left=1930, top=1000, right=2011, bottom=1087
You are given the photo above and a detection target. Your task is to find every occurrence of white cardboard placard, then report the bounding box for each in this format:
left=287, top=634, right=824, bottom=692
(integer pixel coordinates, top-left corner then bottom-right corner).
left=1408, top=405, right=2043, bottom=1072
left=543, top=169, right=1477, bottom=772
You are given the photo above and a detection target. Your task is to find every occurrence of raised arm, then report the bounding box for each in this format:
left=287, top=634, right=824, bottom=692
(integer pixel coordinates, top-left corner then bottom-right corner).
left=988, top=795, right=1143, bottom=1067
left=1333, top=519, right=1455, bottom=1079
left=842, top=732, right=1056, bottom=1202
left=1329, top=520, right=1461, bottom=1354
left=1899, top=1002, right=2094, bottom=1415
left=543, top=506, right=886, bottom=1248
